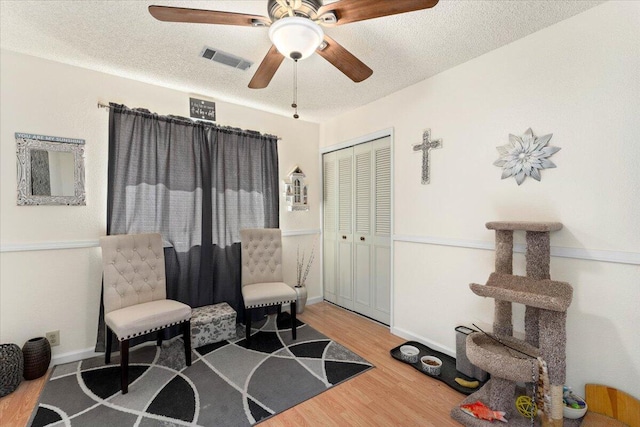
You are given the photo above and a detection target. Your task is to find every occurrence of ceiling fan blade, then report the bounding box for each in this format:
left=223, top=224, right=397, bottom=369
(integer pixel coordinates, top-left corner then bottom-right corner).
left=248, top=46, right=285, bottom=89
left=318, top=0, right=438, bottom=26
left=149, top=5, right=270, bottom=27
left=316, top=35, right=372, bottom=83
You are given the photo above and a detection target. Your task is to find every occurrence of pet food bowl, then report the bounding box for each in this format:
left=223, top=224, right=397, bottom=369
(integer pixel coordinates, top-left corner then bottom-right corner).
left=420, top=355, right=442, bottom=375
left=399, top=345, right=420, bottom=363
left=563, top=393, right=588, bottom=419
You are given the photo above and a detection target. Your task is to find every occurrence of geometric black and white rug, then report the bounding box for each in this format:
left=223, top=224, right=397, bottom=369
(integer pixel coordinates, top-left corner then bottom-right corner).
left=29, top=314, right=373, bottom=426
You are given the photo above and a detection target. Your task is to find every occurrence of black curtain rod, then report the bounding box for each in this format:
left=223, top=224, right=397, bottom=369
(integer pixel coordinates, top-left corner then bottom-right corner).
left=97, top=103, right=281, bottom=140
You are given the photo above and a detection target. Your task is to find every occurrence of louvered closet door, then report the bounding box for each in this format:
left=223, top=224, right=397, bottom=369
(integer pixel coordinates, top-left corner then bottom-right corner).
left=335, top=147, right=354, bottom=310
left=323, top=137, right=390, bottom=324
left=353, top=137, right=391, bottom=324
left=371, top=137, right=391, bottom=323
left=322, top=151, right=337, bottom=304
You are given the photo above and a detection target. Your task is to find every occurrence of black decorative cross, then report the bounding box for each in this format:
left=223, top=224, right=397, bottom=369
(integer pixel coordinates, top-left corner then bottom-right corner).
left=413, top=129, right=442, bottom=184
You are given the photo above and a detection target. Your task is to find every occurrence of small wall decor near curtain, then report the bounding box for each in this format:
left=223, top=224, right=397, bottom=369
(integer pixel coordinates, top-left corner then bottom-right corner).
left=96, top=103, right=279, bottom=351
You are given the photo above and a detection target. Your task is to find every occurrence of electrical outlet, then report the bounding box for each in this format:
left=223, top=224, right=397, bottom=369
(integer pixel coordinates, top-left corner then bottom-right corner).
left=46, top=330, right=60, bottom=347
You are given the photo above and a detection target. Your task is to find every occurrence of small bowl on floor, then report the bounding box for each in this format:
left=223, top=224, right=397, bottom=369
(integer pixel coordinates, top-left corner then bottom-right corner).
left=420, top=355, right=442, bottom=375
left=399, top=345, right=420, bottom=363
left=563, top=393, right=588, bottom=419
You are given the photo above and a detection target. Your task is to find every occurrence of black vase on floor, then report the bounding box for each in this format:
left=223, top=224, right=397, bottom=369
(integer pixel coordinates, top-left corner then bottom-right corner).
left=22, top=337, right=51, bottom=380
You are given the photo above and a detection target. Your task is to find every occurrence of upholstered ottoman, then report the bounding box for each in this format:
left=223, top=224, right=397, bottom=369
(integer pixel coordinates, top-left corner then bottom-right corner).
left=190, top=303, right=237, bottom=348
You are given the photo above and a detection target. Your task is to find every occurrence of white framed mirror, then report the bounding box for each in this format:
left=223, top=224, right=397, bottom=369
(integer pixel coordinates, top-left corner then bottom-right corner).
left=16, top=133, right=86, bottom=206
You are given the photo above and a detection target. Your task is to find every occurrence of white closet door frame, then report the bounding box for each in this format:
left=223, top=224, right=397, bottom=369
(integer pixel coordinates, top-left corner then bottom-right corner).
left=319, top=128, right=395, bottom=329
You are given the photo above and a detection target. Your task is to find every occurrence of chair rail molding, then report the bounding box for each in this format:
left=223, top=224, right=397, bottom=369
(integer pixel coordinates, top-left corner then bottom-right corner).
left=0, top=240, right=100, bottom=253
left=281, top=229, right=321, bottom=237
left=393, top=234, right=640, bottom=266
left=0, top=229, right=322, bottom=253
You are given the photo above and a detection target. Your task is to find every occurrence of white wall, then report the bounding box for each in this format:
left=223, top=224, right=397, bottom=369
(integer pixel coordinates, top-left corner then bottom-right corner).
left=320, top=1, right=640, bottom=397
left=0, top=50, right=321, bottom=362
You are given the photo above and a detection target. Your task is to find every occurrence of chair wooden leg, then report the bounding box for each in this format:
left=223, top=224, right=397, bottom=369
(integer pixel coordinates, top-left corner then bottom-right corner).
left=120, top=339, right=129, bottom=394
left=291, top=302, right=297, bottom=340
left=277, top=304, right=282, bottom=316
left=157, top=330, right=163, bottom=347
left=105, top=326, right=112, bottom=364
left=245, top=308, right=252, bottom=346
left=182, top=321, right=192, bottom=366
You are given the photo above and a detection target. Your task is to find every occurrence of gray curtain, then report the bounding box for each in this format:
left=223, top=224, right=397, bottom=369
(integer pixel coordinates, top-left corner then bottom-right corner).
left=96, top=103, right=279, bottom=351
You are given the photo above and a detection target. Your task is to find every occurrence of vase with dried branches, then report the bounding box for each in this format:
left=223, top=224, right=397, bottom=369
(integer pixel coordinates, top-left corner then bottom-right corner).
left=294, top=237, right=317, bottom=314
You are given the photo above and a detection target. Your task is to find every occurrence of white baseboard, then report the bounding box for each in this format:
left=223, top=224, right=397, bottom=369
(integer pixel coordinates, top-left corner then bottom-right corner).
left=282, top=295, right=322, bottom=311
left=51, top=347, right=101, bottom=366
left=390, top=325, right=456, bottom=359
left=306, top=296, right=323, bottom=306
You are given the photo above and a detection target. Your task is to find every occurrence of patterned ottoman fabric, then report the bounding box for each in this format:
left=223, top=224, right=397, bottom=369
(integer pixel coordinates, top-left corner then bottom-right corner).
left=191, top=303, right=237, bottom=348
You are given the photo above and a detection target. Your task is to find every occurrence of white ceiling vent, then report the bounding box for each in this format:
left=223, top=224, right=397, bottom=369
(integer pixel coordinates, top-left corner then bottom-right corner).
left=200, top=47, right=252, bottom=71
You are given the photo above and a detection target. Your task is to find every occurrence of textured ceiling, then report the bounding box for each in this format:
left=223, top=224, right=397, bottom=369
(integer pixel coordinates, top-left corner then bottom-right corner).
left=0, top=0, right=604, bottom=123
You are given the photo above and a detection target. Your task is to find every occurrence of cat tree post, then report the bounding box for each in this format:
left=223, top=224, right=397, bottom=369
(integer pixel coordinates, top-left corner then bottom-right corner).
left=525, top=230, right=551, bottom=348
left=494, top=230, right=514, bottom=337
left=540, top=309, right=568, bottom=427
left=526, top=229, right=566, bottom=427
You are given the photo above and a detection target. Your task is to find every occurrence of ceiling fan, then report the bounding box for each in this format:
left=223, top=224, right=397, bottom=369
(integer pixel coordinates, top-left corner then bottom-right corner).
left=149, top=0, right=439, bottom=90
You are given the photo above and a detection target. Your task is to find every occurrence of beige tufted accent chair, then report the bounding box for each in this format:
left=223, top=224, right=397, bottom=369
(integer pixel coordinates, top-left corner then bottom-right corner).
left=240, top=228, right=297, bottom=345
left=100, top=233, right=192, bottom=394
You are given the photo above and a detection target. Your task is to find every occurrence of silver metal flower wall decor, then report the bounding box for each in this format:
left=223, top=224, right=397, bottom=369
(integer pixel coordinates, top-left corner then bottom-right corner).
left=494, top=128, right=560, bottom=185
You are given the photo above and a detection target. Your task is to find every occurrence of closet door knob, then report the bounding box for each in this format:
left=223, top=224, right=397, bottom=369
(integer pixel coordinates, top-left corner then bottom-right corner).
left=342, top=235, right=347, bottom=239
left=360, top=237, right=365, bottom=241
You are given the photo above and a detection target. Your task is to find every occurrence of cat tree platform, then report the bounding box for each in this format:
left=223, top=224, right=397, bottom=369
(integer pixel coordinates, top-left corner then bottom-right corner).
left=470, top=273, right=573, bottom=312
left=485, top=221, right=563, bottom=232
left=466, top=333, right=539, bottom=383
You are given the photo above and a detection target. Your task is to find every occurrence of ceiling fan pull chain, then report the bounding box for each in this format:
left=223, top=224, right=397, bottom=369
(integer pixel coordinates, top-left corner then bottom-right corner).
left=292, top=59, right=299, bottom=119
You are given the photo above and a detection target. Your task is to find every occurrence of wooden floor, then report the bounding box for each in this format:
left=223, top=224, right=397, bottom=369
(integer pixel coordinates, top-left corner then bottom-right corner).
left=262, top=302, right=465, bottom=427
left=0, top=302, right=617, bottom=426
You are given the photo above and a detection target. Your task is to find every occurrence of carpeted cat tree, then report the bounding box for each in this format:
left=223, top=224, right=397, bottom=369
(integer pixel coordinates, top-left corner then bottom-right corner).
left=451, top=222, right=577, bottom=427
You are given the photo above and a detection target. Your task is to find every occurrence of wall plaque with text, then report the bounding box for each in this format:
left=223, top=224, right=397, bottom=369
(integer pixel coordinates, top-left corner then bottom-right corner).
left=189, top=98, right=216, bottom=121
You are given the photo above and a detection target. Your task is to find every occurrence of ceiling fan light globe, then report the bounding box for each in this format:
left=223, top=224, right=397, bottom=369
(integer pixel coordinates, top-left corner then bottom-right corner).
left=268, top=16, right=324, bottom=60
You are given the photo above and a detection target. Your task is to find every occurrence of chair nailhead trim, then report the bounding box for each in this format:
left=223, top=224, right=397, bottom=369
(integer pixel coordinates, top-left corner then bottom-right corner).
left=246, top=299, right=296, bottom=309
left=117, top=318, right=191, bottom=341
